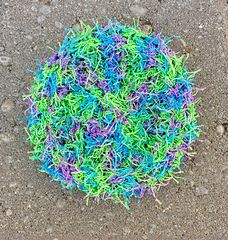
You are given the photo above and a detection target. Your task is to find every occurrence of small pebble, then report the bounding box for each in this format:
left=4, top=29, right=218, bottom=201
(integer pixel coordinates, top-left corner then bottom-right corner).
left=105, top=212, right=115, bottom=217
left=55, top=21, right=63, bottom=29
left=179, top=38, right=187, bottom=47
left=0, top=133, right=11, bottom=143
left=25, top=35, right=33, bottom=40
left=207, top=204, right=214, bottom=213
left=46, top=226, right=53, bottom=233
left=130, top=5, right=148, bottom=17
left=27, top=183, right=34, bottom=188
left=13, top=126, right=19, bottom=134
left=52, top=0, right=59, bottom=5
left=123, top=227, right=131, bottom=235
left=23, top=216, right=29, bottom=223
left=37, top=15, right=46, bottom=23
left=189, top=180, right=195, bottom=188
left=216, top=124, right=225, bottom=135
left=32, top=45, right=38, bottom=51
left=6, top=209, right=12, bottom=216
left=56, top=199, right=66, bottom=208
left=218, top=15, right=223, bottom=23
left=0, top=56, right=12, bottom=66
left=39, top=0, right=51, bottom=5
left=149, top=224, right=156, bottom=233
left=25, top=189, right=35, bottom=196
left=0, top=47, right=5, bottom=52
left=9, top=182, right=17, bottom=188
left=1, top=99, right=15, bottom=112
left=39, top=5, right=51, bottom=15
left=221, top=166, right=228, bottom=184
left=195, top=186, right=208, bottom=196
left=6, top=156, right=13, bottom=163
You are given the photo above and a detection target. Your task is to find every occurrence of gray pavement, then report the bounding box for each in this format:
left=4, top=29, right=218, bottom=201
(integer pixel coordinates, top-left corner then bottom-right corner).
left=0, top=0, right=228, bottom=239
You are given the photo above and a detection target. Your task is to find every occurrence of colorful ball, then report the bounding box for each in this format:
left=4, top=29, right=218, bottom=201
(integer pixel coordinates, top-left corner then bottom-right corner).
left=25, top=20, right=200, bottom=207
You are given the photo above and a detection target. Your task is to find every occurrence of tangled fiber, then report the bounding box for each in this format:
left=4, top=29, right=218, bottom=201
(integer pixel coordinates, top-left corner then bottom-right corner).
left=25, top=19, right=200, bottom=207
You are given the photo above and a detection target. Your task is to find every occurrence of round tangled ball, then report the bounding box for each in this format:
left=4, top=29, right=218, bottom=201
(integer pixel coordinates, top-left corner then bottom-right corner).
left=25, top=20, right=200, bottom=207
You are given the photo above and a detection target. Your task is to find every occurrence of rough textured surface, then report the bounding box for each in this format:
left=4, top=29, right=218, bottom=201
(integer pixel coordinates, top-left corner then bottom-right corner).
left=0, top=0, right=227, bottom=240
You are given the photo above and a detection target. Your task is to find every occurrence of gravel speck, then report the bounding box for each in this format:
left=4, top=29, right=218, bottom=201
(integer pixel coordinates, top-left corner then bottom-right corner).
left=123, top=227, right=131, bottom=235
left=6, top=209, right=12, bottom=216
left=217, top=15, right=223, bottom=23
left=221, top=166, right=228, bottom=184
left=55, top=21, right=63, bottom=29
left=46, top=226, right=53, bottom=233
left=39, top=0, right=51, bottom=5
left=195, top=186, right=209, bottom=196
left=56, top=199, right=66, bottom=208
left=179, top=38, right=187, bottom=47
left=25, top=189, right=35, bottom=197
left=130, top=5, right=147, bottom=17
left=39, top=5, right=51, bottom=15
left=13, top=126, right=19, bottom=134
left=37, top=15, right=46, bottom=23
left=23, top=216, right=29, bottom=223
left=51, top=0, right=59, bottom=5
left=27, top=183, right=33, bottom=188
left=1, top=99, right=15, bottom=112
left=0, top=133, right=12, bottom=143
left=9, top=182, right=17, bottom=188
left=0, top=56, right=12, bottom=66
left=25, top=35, right=33, bottom=40
left=216, top=124, right=225, bottom=135
left=149, top=224, right=156, bottom=234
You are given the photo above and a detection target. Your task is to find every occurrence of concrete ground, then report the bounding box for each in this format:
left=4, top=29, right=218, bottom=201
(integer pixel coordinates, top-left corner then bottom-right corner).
left=0, top=0, right=227, bottom=239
